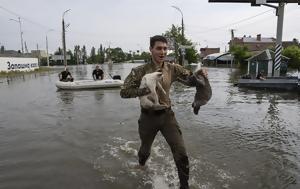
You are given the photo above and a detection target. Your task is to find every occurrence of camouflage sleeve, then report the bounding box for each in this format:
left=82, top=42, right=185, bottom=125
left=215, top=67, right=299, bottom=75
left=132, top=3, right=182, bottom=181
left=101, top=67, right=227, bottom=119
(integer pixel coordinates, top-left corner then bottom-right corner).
left=120, top=68, right=148, bottom=98
left=172, top=64, right=196, bottom=86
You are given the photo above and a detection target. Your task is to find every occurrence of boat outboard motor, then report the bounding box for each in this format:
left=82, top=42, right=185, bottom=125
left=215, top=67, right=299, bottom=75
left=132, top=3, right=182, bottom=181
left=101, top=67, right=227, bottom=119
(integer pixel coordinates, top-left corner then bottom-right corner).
left=113, top=75, right=121, bottom=80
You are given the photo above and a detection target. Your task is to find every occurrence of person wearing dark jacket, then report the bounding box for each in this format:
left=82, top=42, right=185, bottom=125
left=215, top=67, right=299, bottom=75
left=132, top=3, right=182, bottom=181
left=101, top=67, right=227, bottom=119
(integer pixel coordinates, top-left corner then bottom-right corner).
left=120, top=35, right=208, bottom=189
left=256, top=72, right=266, bottom=80
left=92, top=65, right=104, bottom=80
left=58, top=67, right=73, bottom=82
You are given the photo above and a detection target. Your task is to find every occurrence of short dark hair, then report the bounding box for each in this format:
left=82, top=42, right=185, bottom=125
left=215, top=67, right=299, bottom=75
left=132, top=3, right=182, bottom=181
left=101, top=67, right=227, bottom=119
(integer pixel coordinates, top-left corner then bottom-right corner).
left=150, top=35, right=168, bottom=48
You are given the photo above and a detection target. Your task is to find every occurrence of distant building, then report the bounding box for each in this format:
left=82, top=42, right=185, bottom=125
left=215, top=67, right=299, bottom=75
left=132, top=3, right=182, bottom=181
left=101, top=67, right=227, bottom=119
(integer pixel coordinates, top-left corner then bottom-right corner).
left=0, top=50, right=34, bottom=58
left=229, top=34, right=299, bottom=52
left=31, top=50, right=47, bottom=58
left=246, top=49, right=290, bottom=78
left=51, top=55, right=71, bottom=61
left=282, top=39, right=300, bottom=48
left=2, top=50, right=20, bottom=54
left=200, top=47, right=220, bottom=59
left=203, top=52, right=234, bottom=66
left=0, top=49, right=52, bottom=60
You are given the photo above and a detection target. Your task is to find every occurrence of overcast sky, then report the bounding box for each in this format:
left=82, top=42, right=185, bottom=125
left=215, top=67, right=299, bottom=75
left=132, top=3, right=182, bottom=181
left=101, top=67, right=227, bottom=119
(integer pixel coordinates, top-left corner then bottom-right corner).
left=0, top=0, right=299, bottom=54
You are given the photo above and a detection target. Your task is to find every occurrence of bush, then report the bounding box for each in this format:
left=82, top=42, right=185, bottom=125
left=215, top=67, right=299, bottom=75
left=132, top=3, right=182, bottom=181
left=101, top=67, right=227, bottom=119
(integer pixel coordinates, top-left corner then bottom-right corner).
left=282, top=45, right=300, bottom=69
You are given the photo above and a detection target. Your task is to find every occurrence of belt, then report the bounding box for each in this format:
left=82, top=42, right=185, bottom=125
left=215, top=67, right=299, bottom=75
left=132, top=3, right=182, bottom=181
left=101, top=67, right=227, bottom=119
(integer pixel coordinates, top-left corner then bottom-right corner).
left=141, top=107, right=170, bottom=115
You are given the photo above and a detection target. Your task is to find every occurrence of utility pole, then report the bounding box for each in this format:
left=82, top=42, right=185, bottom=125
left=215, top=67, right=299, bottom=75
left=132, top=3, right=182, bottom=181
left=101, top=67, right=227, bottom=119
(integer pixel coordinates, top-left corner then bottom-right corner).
left=9, top=17, right=24, bottom=53
left=172, top=6, right=185, bottom=65
left=62, top=18, right=67, bottom=66
left=62, top=9, right=70, bottom=67
left=258, top=1, right=285, bottom=76
left=230, top=29, right=236, bottom=50
left=36, top=43, right=40, bottom=66
left=274, top=2, right=285, bottom=77
left=46, top=29, right=53, bottom=67
left=24, top=41, right=28, bottom=53
left=46, top=35, right=49, bottom=67
left=18, top=17, right=24, bottom=53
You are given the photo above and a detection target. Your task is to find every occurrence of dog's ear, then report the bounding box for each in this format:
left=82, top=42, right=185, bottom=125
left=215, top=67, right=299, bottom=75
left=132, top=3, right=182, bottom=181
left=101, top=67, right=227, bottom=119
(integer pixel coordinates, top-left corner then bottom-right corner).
left=195, top=69, right=202, bottom=76
left=141, top=76, right=147, bottom=83
left=195, top=68, right=208, bottom=78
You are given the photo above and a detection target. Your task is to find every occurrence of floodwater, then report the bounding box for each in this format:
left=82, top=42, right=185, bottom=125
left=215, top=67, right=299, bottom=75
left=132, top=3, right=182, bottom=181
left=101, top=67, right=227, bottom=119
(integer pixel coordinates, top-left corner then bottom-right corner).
left=0, top=63, right=299, bottom=189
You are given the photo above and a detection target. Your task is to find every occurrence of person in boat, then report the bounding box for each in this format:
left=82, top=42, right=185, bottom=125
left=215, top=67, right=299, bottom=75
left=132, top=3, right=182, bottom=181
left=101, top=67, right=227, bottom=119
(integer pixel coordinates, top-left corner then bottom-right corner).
left=120, top=35, right=208, bottom=189
left=59, top=67, right=73, bottom=82
left=92, top=65, right=104, bottom=80
left=256, top=71, right=266, bottom=80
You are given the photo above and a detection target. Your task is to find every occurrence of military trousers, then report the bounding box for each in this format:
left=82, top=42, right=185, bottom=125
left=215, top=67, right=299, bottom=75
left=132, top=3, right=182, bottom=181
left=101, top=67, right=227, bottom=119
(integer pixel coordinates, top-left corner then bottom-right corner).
left=138, top=108, right=189, bottom=189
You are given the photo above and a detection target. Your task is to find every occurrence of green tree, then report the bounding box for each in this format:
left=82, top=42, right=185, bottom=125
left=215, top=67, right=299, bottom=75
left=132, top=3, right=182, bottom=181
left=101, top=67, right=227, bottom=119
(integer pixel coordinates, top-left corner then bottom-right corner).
left=74, top=45, right=81, bottom=65
left=54, top=47, right=62, bottom=55
left=67, top=49, right=75, bottom=65
left=163, top=24, right=198, bottom=64
left=0, top=45, right=5, bottom=54
left=230, top=45, right=251, bottom=67
left=81, top=46, right=87, bottom=64
left=109, top=47, right=126, bottom=63
left=88, top=46, right=96, bottom=63
left=126, top=51, right=133, bottom=62
left=140, top=51, right=151, bottom=62
left=163, top=25, right=182, bottom=63
left=185, top=48, right=198, bottom=63
left=97, top=44, right=105, bottom=64
left=282, top=45, right=300, bottom=69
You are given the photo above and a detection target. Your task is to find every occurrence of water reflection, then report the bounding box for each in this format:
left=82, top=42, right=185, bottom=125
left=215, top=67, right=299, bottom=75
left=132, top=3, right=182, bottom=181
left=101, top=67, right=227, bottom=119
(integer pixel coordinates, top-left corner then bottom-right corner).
left=94, top=90, right=104, bottom=101
left=238, top=88, right=300, bottom=102
left=107, top=62, right=113, bottom=72
left=57, top=90, right=74, bottom=105
left=255, top=92, right=264, bottom=104
left=0, top=64, right=299, bottom=189
left=74, top=65, right=88, bottom=80
left=5, top=75, right=26, bottom=85
left=259, top=95, right=298, bottom=188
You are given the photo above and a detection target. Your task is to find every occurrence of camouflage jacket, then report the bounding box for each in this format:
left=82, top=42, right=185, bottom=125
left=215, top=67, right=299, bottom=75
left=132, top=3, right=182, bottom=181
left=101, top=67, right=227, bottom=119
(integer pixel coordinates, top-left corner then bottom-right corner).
left=120, top=61, right=195, bottom=108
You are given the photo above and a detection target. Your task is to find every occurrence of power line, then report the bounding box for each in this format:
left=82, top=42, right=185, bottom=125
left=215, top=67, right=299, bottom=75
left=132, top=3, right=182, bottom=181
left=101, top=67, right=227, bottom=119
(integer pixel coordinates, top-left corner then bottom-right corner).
left=0, top=5, right=18, bottom=17
left=0, top=5, right=55, bottom=31
left=195, top=9, right=274, bottom=34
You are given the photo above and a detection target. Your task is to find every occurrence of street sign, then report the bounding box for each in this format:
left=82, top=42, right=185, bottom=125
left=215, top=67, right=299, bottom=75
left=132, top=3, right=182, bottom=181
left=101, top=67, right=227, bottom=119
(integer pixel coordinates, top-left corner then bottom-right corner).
left=208, top=0, right=299, bottom=3
left=181, top=48, right=186, bottom=55
left=166, top=37, right=175, bottom=50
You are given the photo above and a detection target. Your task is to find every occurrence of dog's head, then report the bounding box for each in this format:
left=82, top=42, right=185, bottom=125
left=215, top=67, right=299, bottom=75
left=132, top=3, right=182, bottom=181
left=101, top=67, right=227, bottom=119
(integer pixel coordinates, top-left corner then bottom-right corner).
left=142, top=71, right=163, bottom=84
left=151, top=69, right=163, bottom=80
left=152, top=71, right=163, bottom=81
left=194, top=69, right=207, bottom=86
left=195, top=68, right=207, bottom=77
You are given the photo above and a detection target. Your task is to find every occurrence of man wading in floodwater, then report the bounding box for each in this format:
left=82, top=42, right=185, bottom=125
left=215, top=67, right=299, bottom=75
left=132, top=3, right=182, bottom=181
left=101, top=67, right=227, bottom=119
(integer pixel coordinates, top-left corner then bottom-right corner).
left=120, top=35, right=208, bottom=189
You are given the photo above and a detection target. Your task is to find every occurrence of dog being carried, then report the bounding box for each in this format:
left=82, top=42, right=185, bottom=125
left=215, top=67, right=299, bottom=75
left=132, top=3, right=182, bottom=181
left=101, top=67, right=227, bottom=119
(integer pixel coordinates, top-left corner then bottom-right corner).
left=179, top=69, right=212, bottom=115
left=139, top=71, right=167, bottom=110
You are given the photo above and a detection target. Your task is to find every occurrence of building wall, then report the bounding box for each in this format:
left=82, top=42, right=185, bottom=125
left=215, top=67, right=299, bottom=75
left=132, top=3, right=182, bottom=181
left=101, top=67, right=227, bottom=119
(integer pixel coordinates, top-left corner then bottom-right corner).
left=229, top=35, right=299, bottom=52
left=243, top=42, right=275, bottom=51
left=200, top=48, right=220, bottom=59
left=31, top=50, right=47, bottom=58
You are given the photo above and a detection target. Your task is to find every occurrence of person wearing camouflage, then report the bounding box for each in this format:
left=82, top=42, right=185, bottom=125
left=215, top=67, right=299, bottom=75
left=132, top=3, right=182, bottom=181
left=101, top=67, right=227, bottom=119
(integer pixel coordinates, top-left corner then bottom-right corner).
left=120, top=35, right=207, bottom=189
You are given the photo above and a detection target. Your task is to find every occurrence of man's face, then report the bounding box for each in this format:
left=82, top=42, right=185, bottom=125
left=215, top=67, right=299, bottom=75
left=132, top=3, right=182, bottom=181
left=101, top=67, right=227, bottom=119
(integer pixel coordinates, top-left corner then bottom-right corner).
left=150, top=41, right=167, bottom=64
